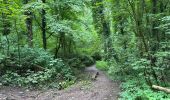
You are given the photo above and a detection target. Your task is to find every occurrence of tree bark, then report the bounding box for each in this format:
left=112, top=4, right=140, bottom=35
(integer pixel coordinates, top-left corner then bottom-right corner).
left=152, top=0, right=159, bottom=50
left=24, top=0, right=33, bottom=47
left=41, top=0, right=47, bottom=50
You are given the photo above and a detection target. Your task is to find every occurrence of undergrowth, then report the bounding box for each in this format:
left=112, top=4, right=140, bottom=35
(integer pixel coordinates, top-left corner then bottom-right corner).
left=106, top=50, right=170, bottom=100
left=96, top=60, right=108, bottom=71
left=119, top=77, right=170, bottom=100
left=0, top=46, right=75, bottom=89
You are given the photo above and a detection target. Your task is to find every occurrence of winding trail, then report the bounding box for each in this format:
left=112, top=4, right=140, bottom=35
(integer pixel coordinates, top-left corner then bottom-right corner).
left=0, top=65, right=120, bottom=100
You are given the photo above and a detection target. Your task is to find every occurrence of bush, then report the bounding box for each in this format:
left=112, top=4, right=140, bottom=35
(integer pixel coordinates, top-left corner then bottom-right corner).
left=66, top=55, right=95, bottom=69
left=67, top=57, right=86, bottom=69
left=0, top=46, right=75, bottom=88
left=79, top=55, right=95, bottom=66
left=107, top=54, right=170, bottom=100
left=92, top=52, right=102, bottom=61
left=119, top=77, right=170, bottom=100
left=96, top=60, right=108, bottom=71
left=0, top=69, right=56, bottom=87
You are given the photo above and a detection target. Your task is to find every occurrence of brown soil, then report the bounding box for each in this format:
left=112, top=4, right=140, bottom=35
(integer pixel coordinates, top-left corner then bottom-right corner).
left=0, top=65, right=120, bottom=100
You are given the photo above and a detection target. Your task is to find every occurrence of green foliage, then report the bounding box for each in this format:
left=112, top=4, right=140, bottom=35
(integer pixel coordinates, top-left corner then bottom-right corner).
left=0, top=68, right=56, bottom=87
left=67, top=55, right=95, bottom=69
left=67, top=57, right=85, bottom=69
left=0, top=0, right=169, bottom=98
left=92, top=52, right=102, bottom=61
left=0, top=68, right=76, bottom=89
left=79, top=55, right=95, bottom=66
left=0, top=46, right=75, bottom=88
left=96, top=60, right=108, bottom=71
left=108, top=53, right=170, bottom=100
left=119, top=78, right=170, bottom=100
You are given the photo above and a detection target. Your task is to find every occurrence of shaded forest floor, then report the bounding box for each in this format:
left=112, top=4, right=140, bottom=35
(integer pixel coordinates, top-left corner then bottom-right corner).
left=0, top=65, right=120, bottom=100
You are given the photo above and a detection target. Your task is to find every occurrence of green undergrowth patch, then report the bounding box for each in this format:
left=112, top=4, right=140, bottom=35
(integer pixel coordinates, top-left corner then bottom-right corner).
left=107, top=65, right=170, bottom=100
left=0, top=46, right=75, bottom=89
left=96, top=60, right=108, bottom=71
left=98, top=58, right=170, bottom=100
left=108, top=71, right=170, bottom=100
left=66, top=54, right=95, bottom=69
left=119, top=77, right=170, bottom=100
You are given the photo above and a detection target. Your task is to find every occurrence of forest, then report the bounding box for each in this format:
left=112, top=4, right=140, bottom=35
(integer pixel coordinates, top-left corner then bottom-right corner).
left=0, top=0, right=170, bottom=100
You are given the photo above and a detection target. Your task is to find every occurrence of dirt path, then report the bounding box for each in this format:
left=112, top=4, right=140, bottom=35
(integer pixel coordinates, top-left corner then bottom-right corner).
left=0, top=65, right=120, bottom=100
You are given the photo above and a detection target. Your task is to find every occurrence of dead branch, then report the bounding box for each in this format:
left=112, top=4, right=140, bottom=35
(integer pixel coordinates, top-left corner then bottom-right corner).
left=152, top=85, right=170, bottom=94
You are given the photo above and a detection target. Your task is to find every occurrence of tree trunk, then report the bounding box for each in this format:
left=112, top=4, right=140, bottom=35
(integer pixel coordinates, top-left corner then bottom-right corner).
left=91, top=0, right=103, bottom=36
left=41, top=0, right=47, bottom=50
left=152, top=0, right=159, bottom=50
left=24, top=0, right=33, bottom=47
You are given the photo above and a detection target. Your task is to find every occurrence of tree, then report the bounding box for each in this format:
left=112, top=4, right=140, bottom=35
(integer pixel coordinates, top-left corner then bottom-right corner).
left=23, top=0, right=33, bottom=47
left=91, top=0, right=112, bottom=60
left=41, top=0, right=47, bottom=50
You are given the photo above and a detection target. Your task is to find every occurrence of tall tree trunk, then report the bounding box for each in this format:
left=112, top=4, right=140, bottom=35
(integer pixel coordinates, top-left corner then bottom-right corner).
left=152, top=0, right=159, bottom=50
left=102, top=21, right=111, bottom=60
left=55, top=37, right=61, bottom=58
left=26, top=13, right=33, bottom=47
left=14, top=20, right=21, bottom=66
left=24, top=0, right=33, bottom=47
left=127, top=0, right=148, bottom=54
left=91, top=0, right=103, bottom=36
left=159, top=1, right=166, bottom=42
left=41, top=0, right=47, bottom=50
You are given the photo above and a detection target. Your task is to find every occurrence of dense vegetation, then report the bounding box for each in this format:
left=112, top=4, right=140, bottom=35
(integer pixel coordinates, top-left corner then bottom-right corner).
left=0, top=0, right=169, bottom=99
left=94, top=0, right=170, bottom=99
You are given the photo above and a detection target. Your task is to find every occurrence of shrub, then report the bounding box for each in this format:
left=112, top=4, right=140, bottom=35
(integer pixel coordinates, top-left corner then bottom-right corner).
left=96, top=60, right=108, bottom=71
left=92, top=52, right=102, bottom=61
left=67, top=57, right=86, bottom=69
left=0, top=69, right=56, bottom=87
left=107, top=54, right=170, bottom=100
left=79, top=55, right=95, bottom=66
left=66, top=55, right=95, bottom=69
left=0, top=46, right=75, bottom=88
left=119, top=77, right=170, bottom=100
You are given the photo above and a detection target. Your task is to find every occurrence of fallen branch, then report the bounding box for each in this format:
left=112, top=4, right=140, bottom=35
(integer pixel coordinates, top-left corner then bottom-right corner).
left=152, top=85, right=170, bottom=94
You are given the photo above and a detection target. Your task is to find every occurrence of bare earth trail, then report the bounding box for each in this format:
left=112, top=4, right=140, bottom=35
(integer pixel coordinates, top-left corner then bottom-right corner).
left=0, top=65, right=120, bottom=100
